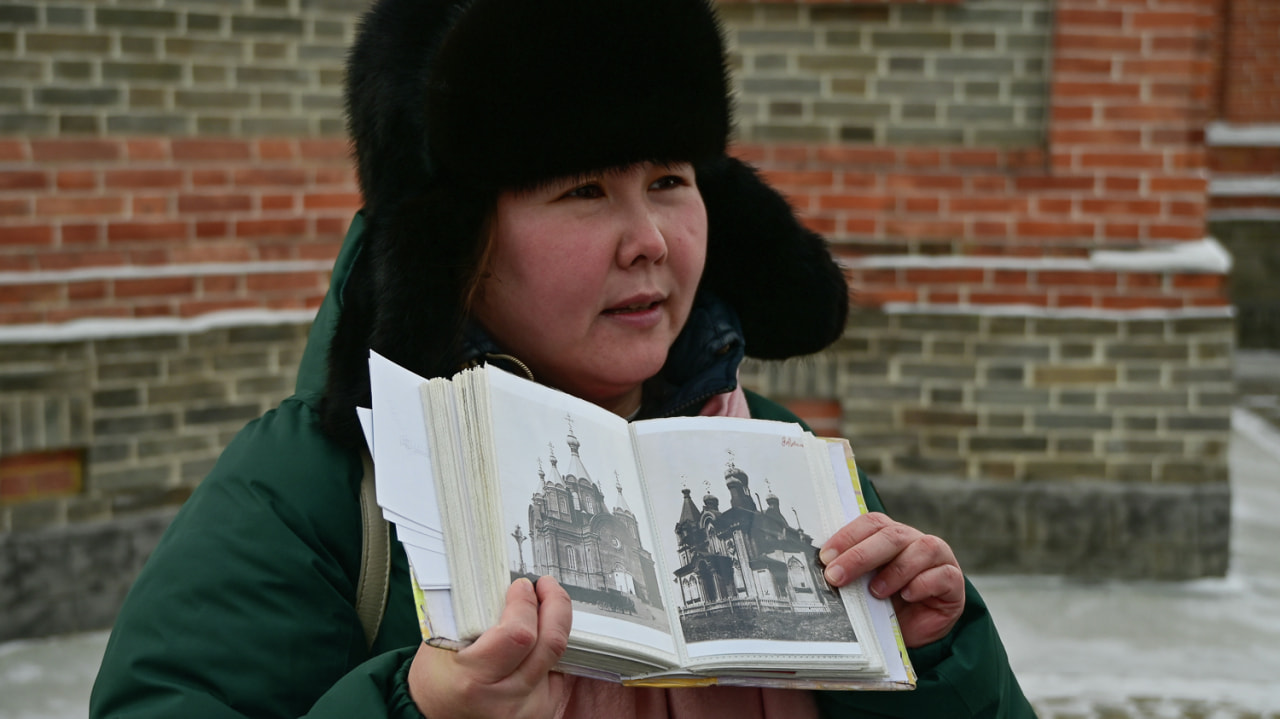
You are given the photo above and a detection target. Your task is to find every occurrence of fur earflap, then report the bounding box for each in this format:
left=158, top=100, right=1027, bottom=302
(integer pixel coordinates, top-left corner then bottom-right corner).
left=698, top=156, right=850, bottom=359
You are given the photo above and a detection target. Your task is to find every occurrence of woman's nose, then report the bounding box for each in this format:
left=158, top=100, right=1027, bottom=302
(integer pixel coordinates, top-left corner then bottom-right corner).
left=615, top=203, right=669, bottom=268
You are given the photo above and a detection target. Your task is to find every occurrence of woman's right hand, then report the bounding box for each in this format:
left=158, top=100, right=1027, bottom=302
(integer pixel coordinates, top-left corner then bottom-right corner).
left=407, top=576, right=573, bottom=719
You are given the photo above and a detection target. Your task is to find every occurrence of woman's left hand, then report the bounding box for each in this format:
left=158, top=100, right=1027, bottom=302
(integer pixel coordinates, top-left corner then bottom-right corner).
left=819, top=512, right=965, bottom=648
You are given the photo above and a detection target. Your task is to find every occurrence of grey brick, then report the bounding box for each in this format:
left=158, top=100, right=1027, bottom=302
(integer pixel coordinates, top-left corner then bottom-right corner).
left=299, top=0, right=368, bottom=10
left=1108, top=462, right=1155, bottom=482
left=93, top=413, right=177, bottom=436
left=165, top=37, right=242, bottom=57
left=103, top=62, right=183, bottom=82
left=26, top=33, right=112, bottom=53
left=929, top=388, right=964, bottom=404
left=948, top=104, right=1016, bottom=123
left=900, top=315, right=980, bottom=333
left=1058, top=390, right=1098, bottom=407
left=1166, top=415, right=1231, bottom=432
left=743, top=77, right=821, bottom=95
left=943, top=7, right=1027, bottom=25
left=768, top=101, right=802, bottom=118
left=138, top=435, right=213, bottom=458
left=253, top=42, right=289, bottom=61
left=52, top=61, right=90, bottom=81
left=236, top=375, right=290, bottom=395
left=0, top=370, right=87, bottom=393
left=751, top=54, right=788, bottom=72
left=895, top=5, right=937, bottom=24
left=985, top=365, right=1024, bottom=384
left=187, top=13, right=222, bottom=32
left=974, top=128, right=1042, bottom=146
left=117, top=37, right=158, bottom=58
left=298, top=44, right=346, bottom=62
left=975, top=342, right=1050, bottom=360
left=319, top=69, right=345, bottom=87
left=313, top=20, right=345, bottom=38
left=893, top=455, right=966, bottom=475
left=1056, top=437, right=1095, bottom=454
left=128, top=87, right=165, bottom=106
left=1106, top=343, right=1189, bottom=361
left=241, top=117, right=312, bottom=134
left=738, top=30, right=814, bottom=46
left=0, top=5, right=38, bottom=23
left=749, top=124, right=830, bottom=142
left=970, top=435, right=1047, bottom=452
left=974, top=387, right=1049, bottom=405
left=231, top=16, right=304, bottom=35
left=96, top=336, right=182, bottom=356
left=1195, top=391, right=1235, bottom=408
left=92, top=464, right=174, bottom=492
left=184, top=404, right=260, bottom=425
left=843, top=383, right=922, bottom=402
left=1024, top=460, right=1106, bottom=481
left=149, top=380, right=228, bottom=404
left=825, top=31, right=865, bottom=47
left=93, top=388, right=141, bottom=409
left=937, top=56, right=1016, bottom=75
left=1106, top=390, right=1188, bottom=408
left=809, top=6, right=889, bottom=23
left=1172, top=367, right=1233, bottom=384
left=1172, top=317, right=1233, bottom=335
left=1034, top=412, right=1113, bottom=430
left=964, top=81, right=1001, bottom=98
left=89, top=441, right=132, bottom=464
left=35, top=87, right=119, bottom=106
left=0, top=33, right=14, bottom=52
left=1160, top=462, right=1228, bottom=483
left=876, top=78, right=956, bottom=97
left=1123, top=415, right=1159, bottom=431
left=1010, top=80, right=1048, bottom=98
left=192, top=66, right=229, bottom=84
left=903, top=408, right=978, bottom=427
left=961, top=32, right=998, bottom=50
left=1105, top=439, right=1184, bottom=455
left=236, top=66, right=310, bottom=84
left=886, top=126, right=965, bottom=145
left=196, top=116, right=233, bottom=134
left=888, top=57, right=925, bottom=74
left=181, top=457, right=219, bottom=482
left=261, top=92, right=293, bottom=110
left=814, top=100, right=890, bottom=120
left=96, top=8, right=178, bottom=28
left=1007, top=33, right=1049, bottom=52
left=796, top=54, right=877, bottom=73
left=1195, top=341, right=1233, bottom=361
left=1126, top=319, right=1167, bottom=337
left=1124, top=366, right=1162, bottom=384
left=900, top=362, right=975, bottom=381
left=1035, top=318, right=1120, bottom=336
left=107, top=114, right=190, bottom=133
left=870, top=31, right=952, bottom=50
left=829, top=78, right=868, bottom=96
left=175, top=90, right=251, bottom=109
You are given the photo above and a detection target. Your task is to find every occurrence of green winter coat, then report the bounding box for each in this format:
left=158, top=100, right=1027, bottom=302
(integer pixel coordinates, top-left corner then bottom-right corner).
left=90, top=215, right=1034, bottom=719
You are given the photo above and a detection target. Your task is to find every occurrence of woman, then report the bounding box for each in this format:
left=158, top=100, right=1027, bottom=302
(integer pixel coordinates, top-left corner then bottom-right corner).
left=90, top=0, right=1034, bottom=716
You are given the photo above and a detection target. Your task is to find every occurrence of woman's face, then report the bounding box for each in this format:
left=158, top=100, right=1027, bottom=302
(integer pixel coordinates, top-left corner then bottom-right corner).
left=473, top=161, right=707, bottom=416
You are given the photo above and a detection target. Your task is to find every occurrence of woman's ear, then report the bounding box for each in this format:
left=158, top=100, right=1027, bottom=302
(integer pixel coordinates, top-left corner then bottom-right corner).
left=697, top=156, right=850, bottom=359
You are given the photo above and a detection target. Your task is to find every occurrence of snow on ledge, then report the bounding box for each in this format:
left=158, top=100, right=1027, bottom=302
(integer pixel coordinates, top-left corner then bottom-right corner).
left=845, top=238, right=1232, bottom=274
left=0, top=260, right=334, bottom=286
left=1209, top=177, right=1280, bottom=197
left=876, top=303, right=1234, bottom=320
left=0, top=309, right=318, bottom=344
left=1206, top=122, right=1280, bottom=147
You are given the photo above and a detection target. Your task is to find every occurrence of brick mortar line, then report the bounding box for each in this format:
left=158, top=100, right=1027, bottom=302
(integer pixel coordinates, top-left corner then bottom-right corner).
left=0, top=260, right=334, bottom=285
left=0, top=308, right=316, bottom=344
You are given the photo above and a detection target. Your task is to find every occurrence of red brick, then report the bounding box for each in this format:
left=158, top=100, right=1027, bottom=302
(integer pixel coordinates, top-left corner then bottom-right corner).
left=884, top=219, right=965, bottom=239
left=194, top=220, right=229, bottom=239
left=1168, top=200, right=1204, bottom=217
left=171, top=245, right=252, bottom=264
left=1149, top=223, right=1206, bottom=240
left=817, top=194, right=895, bottom=211
left=1056, top=33, right=1143, bottom=54
left=38, top=249, right=123, bottom=269
left=192, top=169, right=230, bottom=187
left=951, top=197, right=1029, bottom=214
left=1103, top=223, right=1143, bottom=240
left=1037, top=271, right=1119, bottom=288
left=1035, top=197, right=1075, bottom=215
left=1130, top=10, right=1209, bottom=30
left=44, top=307, right=131, bottom=323
left=1053, top=57, right=1115, bottom=75
left=1054, top=81, right=1142, bottom=99
left=1100, top=295, right=1183, bottom=310
left=179, top=298, right=262, bottom=317
left=780, top=399, right=841, bottom=435
left=1124, top=273, right=1165, bottom=288
left=313, top=167, right=357, bottom=186
left=1081, top=199, right=1162, bottom=215
left=296, top=240, right=343, bottom=261
left=0, top=283, right=61, bottom=305
left=55, top=170, right=98, bottom=191
left=815, top=147, right=897, bottom=166
left=235, top=218, right=307, bottom=237
left=107, top=221, right=188, bottom=243
left=1102, top=104, right=1193, bottom=122
left=0, top=198, right=30, bottom=216
left=134, top=196, right=170, bottom=215
left=1016, top=221, right=1096, bottom=240
left=114, top=276, right=195, bottom=299
left=1188, top=296, right=1230, bottom=308
left=178, top=194, right=253, bottom=213
left=1172, top=274, right=1224, bottom=290
left=1104, top=176, right=1143, bottom=192
left=904, top=268, right=984, bottom=284
left=0, top=171, right=49, bottom=191
left=0, top=225, right=54, bottom=246
left=30, top=140, right=122, bottom=162
left=1080, top=152, right=1165, bottom=170
left=200, top=275, right=242, bottom=294
left=801, top=216, right=837, bottom=235
left=132, top=302, right=176, bottom=318
left=886, top=174, right=964, bottom=192
left=260, top=194, right=295, bottom=211
left=172, top=139, right=251, bottom=161
left=946, top=150, right=1001, bottom=168
left=257, top=139, right=297, bottom=160
left=903, top=196, right=940, bottom=214
left=0, top=308, right=45, bottom=324
left=298, top=139, right=350, bottom=160
left=1051, top=105, right=1096, bottom=124
left=246, top=272, right=326, bottom=292
left=67, top=280, right=108, bottom=301
left=972, top=221, right=1011, bottom=238
left=1013, top=175, right=1095, bottom=192
left=105, top=169, right=183, bottom=189
left=771, top=145, right=810, bottom=164
left=761, top=170, right=835, bottom=188
left=125, top=139, right=170, bottom=161
left=35, top=196, right=125, bottom=216
left=970, top=291, right=1050, bottom=307
left=303, top=192, right=362, bottom=210
left=234, top=168, right=308, bottom=187
left=61, top=223, right=100, bottom=244
left=853, top=288, right=917, bottom=306
left=1149, top=176, right=1205, bottom=193
left=992, top=270, right=1028, bottom=285
left=1054, top=294, right=1096, bottom=309
left=968, top=176, right=1008, bottom=193
left=842, top=217, right=878, bottom=235
left=1051, top=129, right=1144, bottom=146
left=902, top=150, right=943, bottom=168
left=0, top=141, right=28, bottom=162
left=1056, top=8, right=1125, bottom=27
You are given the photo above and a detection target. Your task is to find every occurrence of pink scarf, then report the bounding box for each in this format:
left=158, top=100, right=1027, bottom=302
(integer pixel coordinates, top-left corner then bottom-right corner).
left=553, top=384, right=820, bottom=719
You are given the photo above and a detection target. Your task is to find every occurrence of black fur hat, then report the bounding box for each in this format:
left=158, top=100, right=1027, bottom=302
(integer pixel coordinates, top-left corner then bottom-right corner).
left=325, top=0, right=849, bottom=444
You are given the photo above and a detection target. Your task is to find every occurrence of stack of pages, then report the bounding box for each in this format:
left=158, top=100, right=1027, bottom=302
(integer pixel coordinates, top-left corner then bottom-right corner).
left=359, top=352, right=915, bottom=690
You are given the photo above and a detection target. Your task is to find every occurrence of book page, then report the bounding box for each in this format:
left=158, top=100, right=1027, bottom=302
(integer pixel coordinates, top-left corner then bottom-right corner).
left=483, top=369, right=678, bottom=662
left=631, top=417, right=868, bottom=664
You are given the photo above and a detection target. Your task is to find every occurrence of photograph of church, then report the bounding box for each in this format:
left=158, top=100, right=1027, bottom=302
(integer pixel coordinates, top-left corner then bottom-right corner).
left=512, top=421, right=665, bottom=624
left=671, top=452, right=856, bottom=643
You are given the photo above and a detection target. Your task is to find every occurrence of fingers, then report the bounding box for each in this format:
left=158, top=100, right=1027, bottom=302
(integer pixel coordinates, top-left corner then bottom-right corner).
left=819, top=513, right=958, bottom=595
left=459, top=578, right=541, bottom=682
left=525, top=576, right=572, bottom=676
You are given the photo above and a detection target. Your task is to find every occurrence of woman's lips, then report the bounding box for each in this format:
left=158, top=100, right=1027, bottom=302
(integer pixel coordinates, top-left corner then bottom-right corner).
left=603, top=294, right=664, bottom=314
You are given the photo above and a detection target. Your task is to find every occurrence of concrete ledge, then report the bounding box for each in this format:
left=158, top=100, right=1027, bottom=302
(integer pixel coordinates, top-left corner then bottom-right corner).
left=872, top=476, right=1231, bottom=580
left=0, top=507, right=178, bottom=642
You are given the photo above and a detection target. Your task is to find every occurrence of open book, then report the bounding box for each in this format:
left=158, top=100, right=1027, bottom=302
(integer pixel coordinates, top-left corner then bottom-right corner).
left=362, top=352, right=915, bottom=690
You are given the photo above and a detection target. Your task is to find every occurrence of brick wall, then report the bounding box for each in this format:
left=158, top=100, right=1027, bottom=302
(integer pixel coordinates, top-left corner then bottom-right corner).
left=0, top=0, right=1241, bottom=641
left=1216, top=0, right=1280, bottom=125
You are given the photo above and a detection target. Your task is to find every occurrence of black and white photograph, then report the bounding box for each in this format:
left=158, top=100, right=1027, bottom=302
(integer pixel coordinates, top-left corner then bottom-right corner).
left=633, top=419, right=857, bottom=648
left=485, top=372, right=674, bottom=646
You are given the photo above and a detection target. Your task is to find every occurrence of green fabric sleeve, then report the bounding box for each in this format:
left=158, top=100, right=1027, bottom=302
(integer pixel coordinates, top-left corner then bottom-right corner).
left=88, top=400, right=413, bottom=719
left=301, top=649, right=422, bottom=719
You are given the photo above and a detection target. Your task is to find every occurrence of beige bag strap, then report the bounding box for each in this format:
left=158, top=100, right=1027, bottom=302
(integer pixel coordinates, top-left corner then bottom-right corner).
left=355, top=451, right=391, bottom=651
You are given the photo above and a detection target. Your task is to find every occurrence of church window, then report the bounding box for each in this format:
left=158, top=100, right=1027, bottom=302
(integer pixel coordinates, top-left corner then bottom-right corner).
left=583, top=494, right=595, bottom=513
left=565, top=546, right=578, bottom=571
left=788, top=556, right=811, bottom=592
